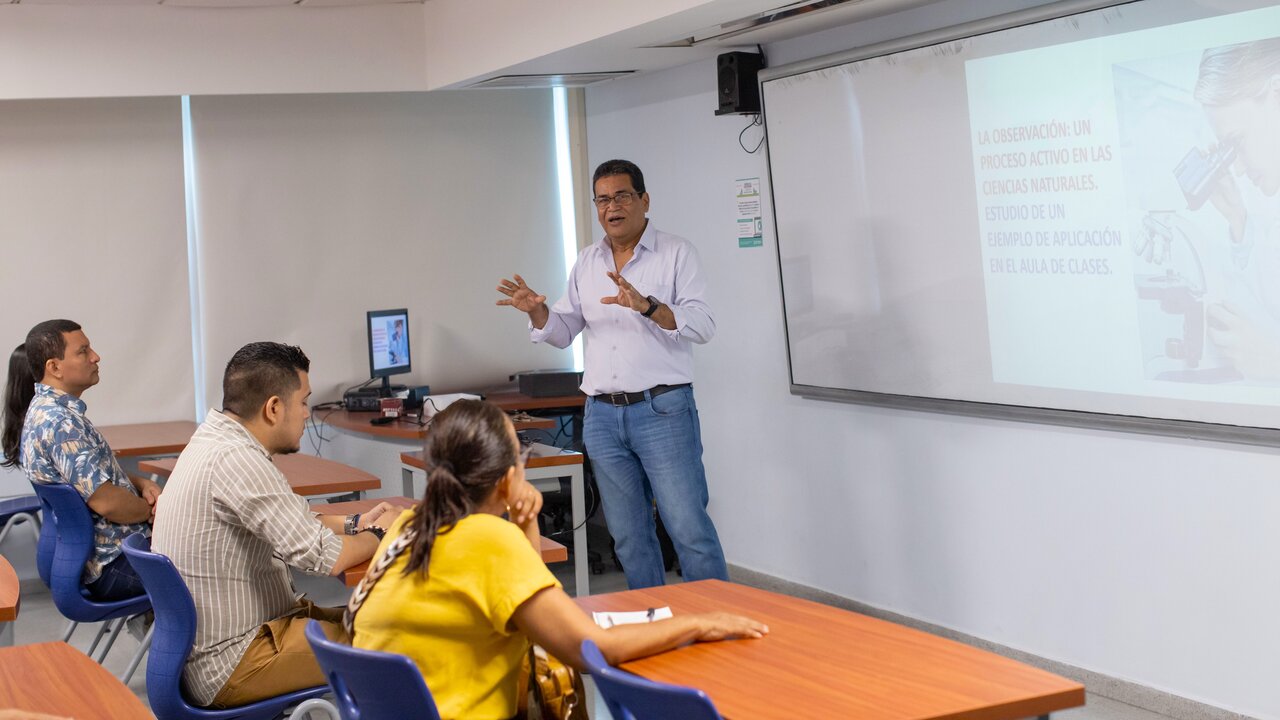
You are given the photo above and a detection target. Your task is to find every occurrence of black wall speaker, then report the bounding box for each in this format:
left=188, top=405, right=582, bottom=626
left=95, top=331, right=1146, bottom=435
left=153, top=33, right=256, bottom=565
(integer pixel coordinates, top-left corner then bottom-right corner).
left=715, top=51, right=765, bottom=116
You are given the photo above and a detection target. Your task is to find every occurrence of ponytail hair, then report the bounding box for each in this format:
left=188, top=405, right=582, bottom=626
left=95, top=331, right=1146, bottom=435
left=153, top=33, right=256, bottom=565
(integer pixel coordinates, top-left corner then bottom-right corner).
left=2, top=344, right=35, bottom=468
left=345, top=400, right=518, bottom=633
left=402, top=399, right=518, bottom=576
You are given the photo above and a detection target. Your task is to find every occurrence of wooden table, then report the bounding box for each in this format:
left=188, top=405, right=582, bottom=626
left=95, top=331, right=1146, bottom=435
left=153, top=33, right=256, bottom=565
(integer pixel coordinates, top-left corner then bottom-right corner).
left=0, top=641, right=153, bottom=718
left=576, top=580, right=1086, bottom=720
left=322, top=497, right=567, bottom=587
left=401, top=443, right=588, bottom=596
left=481, top=388, right=586, bottom=413
left=100, top=420, right=198, bottom=457
left=318, top=408, right=554, bottom=441
left=141, top=454, right=381, bottom=500
left=0, top=555, right=18, bottom=647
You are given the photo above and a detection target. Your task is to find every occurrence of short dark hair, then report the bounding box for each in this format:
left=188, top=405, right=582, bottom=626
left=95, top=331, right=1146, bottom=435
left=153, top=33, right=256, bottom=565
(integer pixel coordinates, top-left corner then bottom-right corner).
left=592, top=159, right=646, bottom=195
left=24, top=319, right=82, bottom=382
left=222, top=342, right=310, bottom=418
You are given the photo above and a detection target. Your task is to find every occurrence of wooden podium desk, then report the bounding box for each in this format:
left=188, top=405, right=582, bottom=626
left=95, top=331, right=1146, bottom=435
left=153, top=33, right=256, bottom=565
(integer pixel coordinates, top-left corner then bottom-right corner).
left=100, top=420, right=198, bottom=457
left=576, top=580, right=1085, bottom=720
left=401, top=443, right=588, bottom=596
left=322, top=497, right=567, bottom=587
left=0, top=641, right=153, bottom=719
left=0, top=555, right=18, bottom=646
left=141, top=454, right=380, bottom=500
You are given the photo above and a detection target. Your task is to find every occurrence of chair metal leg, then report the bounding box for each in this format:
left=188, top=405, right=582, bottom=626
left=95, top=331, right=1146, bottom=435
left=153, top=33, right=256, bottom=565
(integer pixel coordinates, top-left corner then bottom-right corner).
left=95, top=617, right=127, bottom=663
left=85, top=619, right=113, bottom=658
left=119, top=624, right=153, bottom=685
left=288, top=698, right=339, bottom=720
left=0, top=512, right=37, bottom=547
left=61, top=620, right=78, bottom=643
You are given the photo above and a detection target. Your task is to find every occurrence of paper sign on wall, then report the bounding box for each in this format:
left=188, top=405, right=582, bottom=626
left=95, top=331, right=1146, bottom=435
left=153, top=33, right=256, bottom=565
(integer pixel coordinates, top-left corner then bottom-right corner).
left=735, top=177, right=763, bottom=248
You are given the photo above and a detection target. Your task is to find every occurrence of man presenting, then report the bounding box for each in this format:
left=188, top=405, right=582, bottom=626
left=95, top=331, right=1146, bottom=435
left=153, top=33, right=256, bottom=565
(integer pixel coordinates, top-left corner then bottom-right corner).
left=497, top=159, right=728, bottom=589
left=153, top=342, right=398, bottom=708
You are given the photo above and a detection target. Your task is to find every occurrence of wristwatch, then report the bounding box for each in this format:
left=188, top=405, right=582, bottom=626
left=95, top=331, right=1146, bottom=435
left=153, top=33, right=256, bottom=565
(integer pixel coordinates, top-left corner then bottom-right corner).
left=344, top=514, right=361, bottom=536
left=361, top=525, right=386, bottom=542
left=641, top=295, right=661, bottom=318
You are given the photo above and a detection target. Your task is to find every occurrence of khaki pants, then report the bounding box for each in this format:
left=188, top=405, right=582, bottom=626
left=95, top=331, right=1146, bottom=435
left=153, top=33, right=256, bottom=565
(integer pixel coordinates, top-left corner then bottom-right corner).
left=210, top=600, right=348, bottom=709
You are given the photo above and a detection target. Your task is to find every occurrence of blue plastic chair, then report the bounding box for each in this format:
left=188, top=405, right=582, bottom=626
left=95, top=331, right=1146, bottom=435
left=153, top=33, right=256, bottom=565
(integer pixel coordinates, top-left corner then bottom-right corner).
left=580, top=639, right=724, bottom=720
left=31, top=481, right=151, bottom=679
left=121, top=534, right=334, bottom=720
left=304, top=619, right=442, bottom=720
left=0, top=493, right=41, bottom=547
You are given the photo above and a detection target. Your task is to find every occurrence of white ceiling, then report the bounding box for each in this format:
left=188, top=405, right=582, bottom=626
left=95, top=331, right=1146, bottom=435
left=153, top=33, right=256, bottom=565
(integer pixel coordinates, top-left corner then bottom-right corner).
left=9, top=0, right=424, bottom=5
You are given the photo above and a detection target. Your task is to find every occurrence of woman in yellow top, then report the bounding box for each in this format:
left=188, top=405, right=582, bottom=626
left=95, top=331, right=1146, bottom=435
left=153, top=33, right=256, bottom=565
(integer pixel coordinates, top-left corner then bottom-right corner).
left=348, top=399, right=767, bottom=720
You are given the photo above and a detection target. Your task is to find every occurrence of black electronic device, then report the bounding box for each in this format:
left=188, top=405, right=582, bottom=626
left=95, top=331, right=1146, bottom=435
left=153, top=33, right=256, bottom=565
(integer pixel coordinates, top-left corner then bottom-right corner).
left=511, top=369, right=583, bottom=398
left=715, top=51, right=765, bottom=116
left=343, top=388, right=382, bottom=412
left=367, top=308, right=411, bottom=397
left=369, top=416, right=396, bottom=426
left=404, top=385, right=432, bottom=411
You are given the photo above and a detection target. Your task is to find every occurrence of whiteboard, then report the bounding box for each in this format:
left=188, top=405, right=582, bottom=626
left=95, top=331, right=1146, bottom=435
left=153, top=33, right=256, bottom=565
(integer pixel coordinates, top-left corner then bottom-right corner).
left=761, top=0, right=1280, bottom=441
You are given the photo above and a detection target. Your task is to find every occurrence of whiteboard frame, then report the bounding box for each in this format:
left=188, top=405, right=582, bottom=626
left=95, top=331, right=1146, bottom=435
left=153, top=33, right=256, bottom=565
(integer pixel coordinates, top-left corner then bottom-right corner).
left=759, top=0, right=1280, bottom=447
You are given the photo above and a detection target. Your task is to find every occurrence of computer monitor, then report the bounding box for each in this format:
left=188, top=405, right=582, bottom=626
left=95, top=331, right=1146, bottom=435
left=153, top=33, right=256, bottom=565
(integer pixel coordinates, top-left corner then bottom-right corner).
left=367, top=308, right=411, bottom=397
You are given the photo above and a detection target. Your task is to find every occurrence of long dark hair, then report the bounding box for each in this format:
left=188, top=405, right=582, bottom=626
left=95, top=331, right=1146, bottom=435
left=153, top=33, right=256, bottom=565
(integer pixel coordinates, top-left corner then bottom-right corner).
left=403, top=399, right=518, bottom=576
left=1, top=345, right=33, bottom=468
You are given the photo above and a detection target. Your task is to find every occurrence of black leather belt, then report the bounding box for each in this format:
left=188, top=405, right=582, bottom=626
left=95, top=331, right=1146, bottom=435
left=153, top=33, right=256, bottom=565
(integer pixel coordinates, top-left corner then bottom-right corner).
left=593, top=383, right=690, bottom=407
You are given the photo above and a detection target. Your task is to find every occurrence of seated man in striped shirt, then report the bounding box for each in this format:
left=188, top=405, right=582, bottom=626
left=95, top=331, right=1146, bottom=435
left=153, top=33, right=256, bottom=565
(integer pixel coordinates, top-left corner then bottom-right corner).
left=153, top=342, right=400, bottom=708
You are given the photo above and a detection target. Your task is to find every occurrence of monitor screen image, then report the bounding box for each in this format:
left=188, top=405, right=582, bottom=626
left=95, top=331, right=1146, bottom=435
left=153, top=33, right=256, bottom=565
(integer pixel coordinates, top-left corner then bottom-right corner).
left=367, top=309, right=410, bottom=377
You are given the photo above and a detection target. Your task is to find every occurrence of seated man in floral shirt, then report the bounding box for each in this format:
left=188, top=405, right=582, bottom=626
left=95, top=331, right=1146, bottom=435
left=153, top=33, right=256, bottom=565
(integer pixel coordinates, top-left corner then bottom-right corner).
left=1, top=319, right=160, bottom=601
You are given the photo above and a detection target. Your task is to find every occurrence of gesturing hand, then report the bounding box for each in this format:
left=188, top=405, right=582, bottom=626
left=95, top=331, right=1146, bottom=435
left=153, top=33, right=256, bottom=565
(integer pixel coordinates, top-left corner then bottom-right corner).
left=601, top=271, right=649, bottom=313
left=496, top=274, right=547, bottom=314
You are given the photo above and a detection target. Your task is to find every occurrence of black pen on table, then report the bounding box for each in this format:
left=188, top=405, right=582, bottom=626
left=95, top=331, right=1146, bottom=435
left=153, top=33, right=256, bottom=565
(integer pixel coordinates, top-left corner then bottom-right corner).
left=646, top=607, right=656, bottom=622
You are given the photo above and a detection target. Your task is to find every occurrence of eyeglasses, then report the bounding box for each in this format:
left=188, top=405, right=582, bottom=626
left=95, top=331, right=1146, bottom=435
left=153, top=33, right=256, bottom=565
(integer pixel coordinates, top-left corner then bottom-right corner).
left=592, top=191, right=640, bottom=209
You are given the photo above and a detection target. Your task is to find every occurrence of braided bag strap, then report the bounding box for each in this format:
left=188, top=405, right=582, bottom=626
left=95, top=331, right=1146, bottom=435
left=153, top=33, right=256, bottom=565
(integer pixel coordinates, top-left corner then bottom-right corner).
left=344, top=526, right=418, bottom=635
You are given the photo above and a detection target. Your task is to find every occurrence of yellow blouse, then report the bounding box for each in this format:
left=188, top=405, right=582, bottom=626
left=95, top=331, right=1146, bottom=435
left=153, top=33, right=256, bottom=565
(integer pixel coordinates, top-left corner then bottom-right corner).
left=352, top=511, right=560, bottom=719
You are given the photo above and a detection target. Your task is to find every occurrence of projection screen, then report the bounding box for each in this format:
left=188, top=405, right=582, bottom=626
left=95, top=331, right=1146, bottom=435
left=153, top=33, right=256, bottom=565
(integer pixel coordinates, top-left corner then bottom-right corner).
left=762, top=0, right=1280, bottom=443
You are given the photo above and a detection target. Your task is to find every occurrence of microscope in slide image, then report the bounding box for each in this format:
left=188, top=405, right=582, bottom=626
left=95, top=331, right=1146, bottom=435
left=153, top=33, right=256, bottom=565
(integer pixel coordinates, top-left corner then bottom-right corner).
left=1131, top=210, right=1241, bottom=383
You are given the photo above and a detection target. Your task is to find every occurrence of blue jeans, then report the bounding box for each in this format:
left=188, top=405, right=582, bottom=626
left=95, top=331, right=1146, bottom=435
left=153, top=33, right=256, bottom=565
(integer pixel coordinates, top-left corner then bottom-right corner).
left=87, top=548, right=146, bottom=602
left=584, top=385, right=728, bottom=589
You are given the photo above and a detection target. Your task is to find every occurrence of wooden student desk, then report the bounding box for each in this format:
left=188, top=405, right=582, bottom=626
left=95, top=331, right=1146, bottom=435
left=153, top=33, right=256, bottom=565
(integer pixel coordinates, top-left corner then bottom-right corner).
left=0, top=641, right=153, bottom=719
left=100, top=419, right=199, bottom=457
left=322, top=497, right=567, bottom=587
left=140, top=453, right=381, bottom=500
left=576, top=580, right=1086, bottom=720
left=0, top=555, right=18, bottom=647
left=401, top=443, right=588, bottom=596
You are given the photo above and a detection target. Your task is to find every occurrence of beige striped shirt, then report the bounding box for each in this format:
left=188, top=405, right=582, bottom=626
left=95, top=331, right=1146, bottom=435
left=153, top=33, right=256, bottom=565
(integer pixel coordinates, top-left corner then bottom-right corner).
left=152, top=410, right=342, bottom=706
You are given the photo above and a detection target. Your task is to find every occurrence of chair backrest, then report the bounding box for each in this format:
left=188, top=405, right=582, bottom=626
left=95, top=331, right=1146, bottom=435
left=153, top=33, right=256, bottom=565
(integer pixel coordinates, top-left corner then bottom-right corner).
left=579, top=640, right=723, bottom=720
left=30, top=482, right=97, bottom=606
left=120, top=533, right=203, bottom=720
left=304, top=620, right=442, bottom=720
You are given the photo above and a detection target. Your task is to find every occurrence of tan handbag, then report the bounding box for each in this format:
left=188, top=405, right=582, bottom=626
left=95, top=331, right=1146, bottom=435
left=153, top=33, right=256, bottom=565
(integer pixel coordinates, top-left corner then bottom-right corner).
left=516, top=644, right=588, bottom=720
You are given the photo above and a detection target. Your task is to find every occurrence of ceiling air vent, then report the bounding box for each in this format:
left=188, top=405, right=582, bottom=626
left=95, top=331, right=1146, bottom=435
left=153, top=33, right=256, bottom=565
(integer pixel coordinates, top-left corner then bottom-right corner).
left=468, top=72, right=635, bottom=89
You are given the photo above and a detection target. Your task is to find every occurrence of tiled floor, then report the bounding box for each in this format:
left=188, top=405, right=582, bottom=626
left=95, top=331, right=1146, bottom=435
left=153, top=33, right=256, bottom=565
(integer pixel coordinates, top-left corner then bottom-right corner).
left=8, top=565, right=1185, bottom=720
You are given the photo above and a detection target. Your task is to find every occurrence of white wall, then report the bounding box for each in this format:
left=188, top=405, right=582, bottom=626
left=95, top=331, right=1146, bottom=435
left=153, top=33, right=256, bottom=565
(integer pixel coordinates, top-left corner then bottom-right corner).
left=584, top=2, right=1280, bottom=716
left=0, top=4, right=428, bottom=99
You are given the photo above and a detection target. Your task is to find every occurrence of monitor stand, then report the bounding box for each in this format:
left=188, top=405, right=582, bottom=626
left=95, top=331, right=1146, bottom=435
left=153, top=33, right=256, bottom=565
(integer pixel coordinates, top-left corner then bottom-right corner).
left=376, top=376, right=409, bottom=398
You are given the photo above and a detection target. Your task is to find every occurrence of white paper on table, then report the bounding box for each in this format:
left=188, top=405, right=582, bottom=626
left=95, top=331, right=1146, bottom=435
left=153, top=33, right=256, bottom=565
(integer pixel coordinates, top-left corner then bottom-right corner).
left=592, top=607, right=673, bottom=628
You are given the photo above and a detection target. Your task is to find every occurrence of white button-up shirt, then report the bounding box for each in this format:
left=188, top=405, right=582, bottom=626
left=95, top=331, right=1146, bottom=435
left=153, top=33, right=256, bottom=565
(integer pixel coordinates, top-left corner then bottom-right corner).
left=531, top=222, right=715, bottom=395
